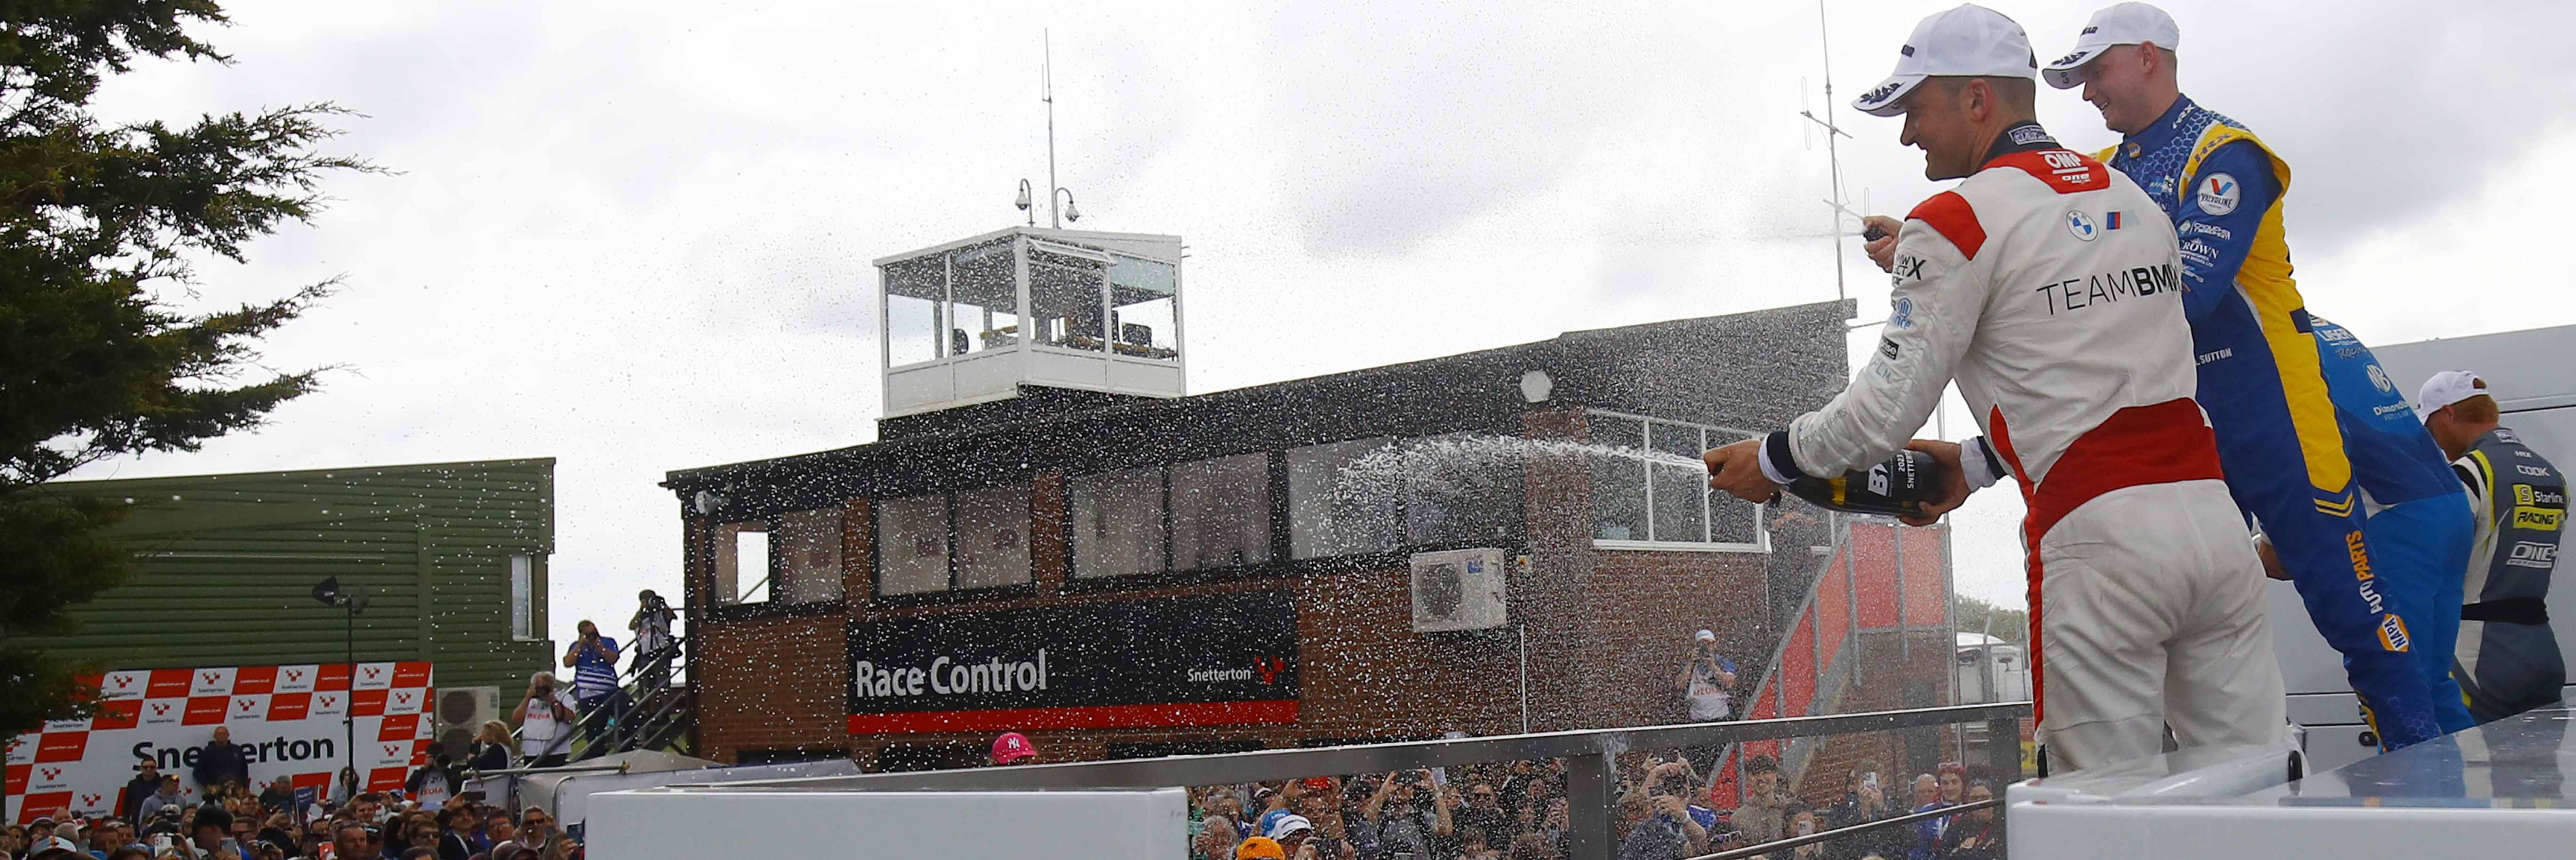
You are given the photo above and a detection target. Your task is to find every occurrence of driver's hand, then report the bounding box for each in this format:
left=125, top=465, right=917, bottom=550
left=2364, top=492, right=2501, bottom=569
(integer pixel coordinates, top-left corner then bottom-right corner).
left=1862, top=215, right=1903, bottom=272
left=1897, top=439, right=1973, bottom=527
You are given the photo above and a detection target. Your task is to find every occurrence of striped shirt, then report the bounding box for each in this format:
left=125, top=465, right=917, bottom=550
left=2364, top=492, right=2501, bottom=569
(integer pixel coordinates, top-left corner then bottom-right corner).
left=572, top=636, right=621, bottom=699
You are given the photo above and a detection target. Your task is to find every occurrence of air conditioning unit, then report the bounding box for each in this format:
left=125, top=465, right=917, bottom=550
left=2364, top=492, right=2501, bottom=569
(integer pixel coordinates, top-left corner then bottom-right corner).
left=434, top=686, right=501, bottom=760
left=1409, top=548, right=1508, bottom=633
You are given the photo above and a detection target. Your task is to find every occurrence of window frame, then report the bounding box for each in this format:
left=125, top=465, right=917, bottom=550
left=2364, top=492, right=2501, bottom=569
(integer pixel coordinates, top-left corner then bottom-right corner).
left=870, top=483, right=1040, bottom=603
left=508, top=553, right=538, bottom=641
left=1586, top=410, right=1770, bottom=553
left=1060, top=452, right=1296, bottom=592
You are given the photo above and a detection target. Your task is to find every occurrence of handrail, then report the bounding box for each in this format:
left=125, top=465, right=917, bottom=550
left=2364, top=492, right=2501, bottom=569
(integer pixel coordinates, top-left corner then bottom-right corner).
left=1690, top=797, right=1999, bottom=860
left=658, top=701, right=2029, bottom=860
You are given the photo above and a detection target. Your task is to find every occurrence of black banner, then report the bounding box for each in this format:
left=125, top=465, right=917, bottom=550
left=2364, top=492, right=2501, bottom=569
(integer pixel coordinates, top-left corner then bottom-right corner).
left=845, top=591, right=1299, bottom=733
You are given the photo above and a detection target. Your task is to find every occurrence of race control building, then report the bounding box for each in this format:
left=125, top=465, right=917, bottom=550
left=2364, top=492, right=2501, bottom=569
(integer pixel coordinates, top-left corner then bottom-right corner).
left=664, top=227, right=1962, bottom=784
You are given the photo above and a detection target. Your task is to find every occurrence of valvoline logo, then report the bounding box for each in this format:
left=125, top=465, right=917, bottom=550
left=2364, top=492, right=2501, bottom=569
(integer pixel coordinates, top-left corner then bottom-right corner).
left=2378, top=614, right=2412, bottom=652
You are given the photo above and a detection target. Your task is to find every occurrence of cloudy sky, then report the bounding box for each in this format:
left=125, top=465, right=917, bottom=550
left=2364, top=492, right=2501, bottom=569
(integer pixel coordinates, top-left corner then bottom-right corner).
left=66, top=0, right=2576, bottom=650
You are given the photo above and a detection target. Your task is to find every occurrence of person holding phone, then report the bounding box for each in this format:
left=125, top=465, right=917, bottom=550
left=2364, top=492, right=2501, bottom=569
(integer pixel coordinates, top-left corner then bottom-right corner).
left=561, top=619, right=625, bottom=751
left=1361, top=770, right=1450, bottom=859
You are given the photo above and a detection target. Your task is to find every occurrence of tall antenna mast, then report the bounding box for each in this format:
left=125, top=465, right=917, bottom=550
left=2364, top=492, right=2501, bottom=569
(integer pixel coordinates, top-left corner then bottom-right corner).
left=1044, top=30, right=1061, bottom=228
left=1797, top=0, right=1861, bottom=308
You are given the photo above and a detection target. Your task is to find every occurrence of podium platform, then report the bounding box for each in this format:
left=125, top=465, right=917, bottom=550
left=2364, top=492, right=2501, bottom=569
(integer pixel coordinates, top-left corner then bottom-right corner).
left=2006, top=701, right=2576, bottom=859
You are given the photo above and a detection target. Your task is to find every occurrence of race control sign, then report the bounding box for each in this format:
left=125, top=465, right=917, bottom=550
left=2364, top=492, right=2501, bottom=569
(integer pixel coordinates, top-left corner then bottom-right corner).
left=4, top=662, right=435, bottom=824
left=846, top=591, right=1298, bottom=733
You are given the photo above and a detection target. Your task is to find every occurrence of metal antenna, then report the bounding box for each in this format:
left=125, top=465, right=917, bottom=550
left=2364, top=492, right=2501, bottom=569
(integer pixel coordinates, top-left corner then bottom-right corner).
left=1795, top=0, right=1858, bottom=308
left=1044, top=30, right=1061, bottom=229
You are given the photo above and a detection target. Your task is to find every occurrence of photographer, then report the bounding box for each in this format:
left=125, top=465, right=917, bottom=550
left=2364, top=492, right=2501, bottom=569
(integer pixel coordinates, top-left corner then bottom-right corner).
left=1360, top=769, right=1451, bottom=859
left=1675, top=630, right=1738, bottom=722
left=628, top=590, right=678, bottom=689
left=561, top=620, right=625, bottom=753
left=510, top=672, right=578, bottom=769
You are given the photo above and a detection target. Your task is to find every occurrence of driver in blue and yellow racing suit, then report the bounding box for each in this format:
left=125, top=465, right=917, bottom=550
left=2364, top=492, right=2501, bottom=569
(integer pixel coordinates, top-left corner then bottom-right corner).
left=2045, top=3, right=2443, bottom=748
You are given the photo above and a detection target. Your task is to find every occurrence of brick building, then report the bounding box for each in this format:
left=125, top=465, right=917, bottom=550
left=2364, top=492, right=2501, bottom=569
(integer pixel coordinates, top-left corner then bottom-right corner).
left=660, top=227, right=1960, bottom=779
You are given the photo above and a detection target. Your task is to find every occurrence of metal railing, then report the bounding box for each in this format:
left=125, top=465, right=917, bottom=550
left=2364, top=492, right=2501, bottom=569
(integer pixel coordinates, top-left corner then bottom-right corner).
left=499, top=634, right=695, bottom=770
left=682, top=701, right=2030, bottom=860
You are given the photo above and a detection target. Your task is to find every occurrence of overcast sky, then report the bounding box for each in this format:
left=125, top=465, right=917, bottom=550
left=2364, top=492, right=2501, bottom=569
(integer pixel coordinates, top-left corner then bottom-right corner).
left=64, top=0, right=2576, bottom=653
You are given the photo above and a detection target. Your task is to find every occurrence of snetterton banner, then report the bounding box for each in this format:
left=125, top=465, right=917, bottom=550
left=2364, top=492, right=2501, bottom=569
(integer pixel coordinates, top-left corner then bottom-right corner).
left=4, top=662, right=435, bottom=824
left=846, top=591, right=1299, bottom=733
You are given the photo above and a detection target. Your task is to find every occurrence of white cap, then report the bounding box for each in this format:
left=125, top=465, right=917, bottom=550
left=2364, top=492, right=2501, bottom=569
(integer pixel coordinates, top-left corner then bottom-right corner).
left=1268, top=814, right=1314, bottom=838
left=1693, top=629, right=1716, bottom=641
left=2416, top=370, right=2489, bottom=421
left=2043, top=3, right=2183, bottom=89
left=1852, top=4, right=2041, bottom=117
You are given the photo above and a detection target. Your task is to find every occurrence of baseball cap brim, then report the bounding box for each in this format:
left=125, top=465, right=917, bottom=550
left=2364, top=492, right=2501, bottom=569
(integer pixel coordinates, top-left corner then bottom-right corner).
left=1851, top=74, right=1927, bottom=117
left=2040, top=45, right=2109, bottom=89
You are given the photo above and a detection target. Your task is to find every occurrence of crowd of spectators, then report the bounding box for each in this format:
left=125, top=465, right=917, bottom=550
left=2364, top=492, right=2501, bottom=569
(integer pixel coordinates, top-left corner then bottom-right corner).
left=0, top=762, right=582, bottom=860
left=1184, top=750, right=2007, bottom=860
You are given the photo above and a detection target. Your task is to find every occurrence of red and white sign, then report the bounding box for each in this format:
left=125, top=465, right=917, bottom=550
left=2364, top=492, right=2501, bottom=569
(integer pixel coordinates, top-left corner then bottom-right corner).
left=4, top=662, right=435, bottom=824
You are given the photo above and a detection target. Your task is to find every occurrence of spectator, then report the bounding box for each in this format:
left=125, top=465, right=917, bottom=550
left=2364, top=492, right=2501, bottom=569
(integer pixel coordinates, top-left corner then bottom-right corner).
left=1360, top=769, right=1451, bottom=859
left=1507, top=832, right=1558, bottom=860
left=1732, top=754, right=1791, bottom=847
left=1935, top=763, right=1965, bottom=806
left=1675, top=630, right=1738, bottom=722
left=190, top=807, right=242, bottom=858
left=139, top=775, right=185, bottom=821
left=1457, top=824, right=1505, bottom=860
left=482, top=810, right=519, bottom=853
left=258, top=774, right=295, bottom=811
left=435, top=807, right=476, bottom=860
left=1764, top=501, right=1833, bottom=634
left=511, top=672, right=578, bottom=769
left=516, top=807, right=564, bottom=860
left=257, top=812, right=297, bottom=855
left=193, top=726, right=251, bottom=793
left=470, top=720, right=516, bottom=773
left=1904, top=774, right=1948, bottom=860
left=402, top=849, right=438, bottom=860
left=1822, top=767, right=1899, bottom=860
left=1288, top=786, right=1357, bottom=860
left=407, top=753, right=460, bottom=811
left=106, top=848, right=150, bottom=860
left=123, top=759, right=162, bottom=823
left=561, top=619, right=626, bottom=753
left=1454, top=781, right=1511, bottom=846
left=1784, top=805, right=1827, bottom=860
left=629, top=589, right=679, bottom=689
left=1613, top=791, right=1707, bottom=860
left=990, top=731, right=1039, bottom=766
left=1252, top=785, right=1295, bottom=838
left=1935, top=782, right=2001, bottom=860
left=1236, top=836, right=1287, bottom=860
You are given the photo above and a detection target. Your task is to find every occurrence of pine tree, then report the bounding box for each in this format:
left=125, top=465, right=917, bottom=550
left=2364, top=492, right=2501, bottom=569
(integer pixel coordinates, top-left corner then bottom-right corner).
left=0, top=1, right=373, bottom=734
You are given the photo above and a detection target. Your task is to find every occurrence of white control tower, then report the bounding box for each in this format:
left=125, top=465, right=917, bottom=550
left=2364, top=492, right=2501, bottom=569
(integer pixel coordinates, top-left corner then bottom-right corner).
left=873, top=227, right=1184, bottom=419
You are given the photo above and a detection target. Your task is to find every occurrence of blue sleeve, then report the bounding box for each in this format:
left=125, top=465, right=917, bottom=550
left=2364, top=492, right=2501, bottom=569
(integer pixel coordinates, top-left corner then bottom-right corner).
left=2173, top=140, right=2279, bottom=323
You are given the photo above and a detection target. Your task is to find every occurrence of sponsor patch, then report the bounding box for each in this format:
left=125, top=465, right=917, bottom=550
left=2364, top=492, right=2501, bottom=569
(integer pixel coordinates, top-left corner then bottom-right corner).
left=2507, top=541, right=2559, bottom=569
left=2367, top=364, right=2394, bottom=393
left=2183, top=221, right=2233, bottom=241
left=1879, top=338, right=1900, bottom=360
left=2197, top=173, right=2242, bottom=216
left=2197, top=347, right=2233, bottom=365
left=2513, top=484, right=2566, bottom=506
left=2106, top=211, right=2124, bottom=230
left=1888, top=296, right=1915, bottom=329
left=2346, top=530, right=2374, bottom=581
left=2065, top=210, right=2099, bottom=242
left=2009, top=125, right=2055, bottom=146
left=2512, top=506, right=2562, bottom=531
left=1892, top=255, right=1926, bottom=284
left=1859, top=80, right=1903, bottom=106
left=2377, top=614, right=2412, bottom=653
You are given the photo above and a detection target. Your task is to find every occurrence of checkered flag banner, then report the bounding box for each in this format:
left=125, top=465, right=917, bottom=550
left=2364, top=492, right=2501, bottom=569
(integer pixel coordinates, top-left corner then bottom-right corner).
left=5, top=662, right=435, bottom=823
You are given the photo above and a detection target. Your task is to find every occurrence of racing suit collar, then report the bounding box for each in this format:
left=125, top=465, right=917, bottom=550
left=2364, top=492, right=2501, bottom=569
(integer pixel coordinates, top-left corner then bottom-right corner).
left=2120, top=94, right=2195, bottom=158
left=1980, top=121, right=2059, bottom=168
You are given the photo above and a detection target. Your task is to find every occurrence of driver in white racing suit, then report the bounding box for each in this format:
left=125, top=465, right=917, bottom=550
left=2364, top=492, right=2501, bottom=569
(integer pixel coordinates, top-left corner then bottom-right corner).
left=1705, top=4, right=2286, bottom=771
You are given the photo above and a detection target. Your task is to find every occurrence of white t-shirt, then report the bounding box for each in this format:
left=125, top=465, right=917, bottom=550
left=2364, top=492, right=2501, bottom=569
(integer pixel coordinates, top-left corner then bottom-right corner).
left=1686, top=656, right=1737, bottom=721
left=519, top=691, right=579, bottom=757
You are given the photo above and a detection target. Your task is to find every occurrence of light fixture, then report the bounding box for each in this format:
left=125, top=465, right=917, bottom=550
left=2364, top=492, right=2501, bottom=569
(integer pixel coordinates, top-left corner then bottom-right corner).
left=1056, top=188, right=1080, bottom=224
left=310, top=576, right=341, bottom=606
left=1520, top=369, right=1554, bottom=404
left=1014, top=179, right=1034, bottom=226
left=692, top=489, right=724, bottom=516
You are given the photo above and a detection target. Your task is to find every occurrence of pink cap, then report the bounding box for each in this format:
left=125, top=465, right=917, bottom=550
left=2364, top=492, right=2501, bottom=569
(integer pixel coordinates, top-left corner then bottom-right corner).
left=991, top=731, right=1037, bottom=764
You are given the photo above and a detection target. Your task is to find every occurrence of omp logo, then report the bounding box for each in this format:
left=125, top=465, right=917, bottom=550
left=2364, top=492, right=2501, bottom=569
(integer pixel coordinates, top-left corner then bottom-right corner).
left=2513, top=507, right=2563, bottom=531
left=2377, top=614, right=2412, bottom=652
left=2367, top=364, right=2394, bottom=393
left=2508, top=541, right=2559, bottom=568
left=2345, top=531, right=2373, bottom=580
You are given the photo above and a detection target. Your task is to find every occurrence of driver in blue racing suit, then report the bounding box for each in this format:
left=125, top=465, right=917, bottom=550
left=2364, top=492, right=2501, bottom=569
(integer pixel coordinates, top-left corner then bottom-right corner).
left=2046, top=3, right=2443, bottom=747
left=2303, top=317, right=2478, bottom=733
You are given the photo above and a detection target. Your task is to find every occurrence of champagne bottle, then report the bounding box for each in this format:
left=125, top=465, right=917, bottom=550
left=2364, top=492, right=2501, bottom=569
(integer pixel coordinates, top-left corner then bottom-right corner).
left=1731, top=449, right=1946, bottom=518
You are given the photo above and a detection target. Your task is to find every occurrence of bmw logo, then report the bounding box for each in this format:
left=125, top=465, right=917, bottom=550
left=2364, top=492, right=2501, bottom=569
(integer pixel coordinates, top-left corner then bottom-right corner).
left=2065, top=210, right=2099, bottom=242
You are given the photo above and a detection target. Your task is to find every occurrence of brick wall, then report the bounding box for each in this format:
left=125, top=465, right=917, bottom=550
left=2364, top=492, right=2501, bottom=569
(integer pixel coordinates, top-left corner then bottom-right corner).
left=1792, top=629, right=1967, bottom=804
left=694, top=611, right=851, bottom=762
